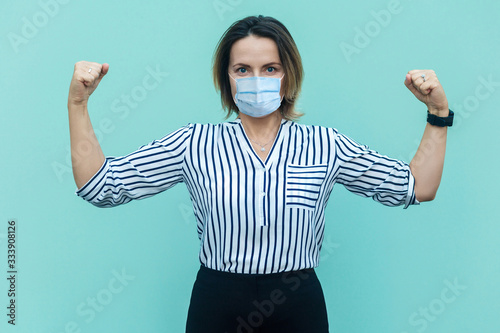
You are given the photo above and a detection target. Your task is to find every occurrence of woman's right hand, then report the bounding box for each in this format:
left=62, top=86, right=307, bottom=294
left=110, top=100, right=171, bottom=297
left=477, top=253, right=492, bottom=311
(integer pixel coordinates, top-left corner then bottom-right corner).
left=68, top=61, right=109, bottom=106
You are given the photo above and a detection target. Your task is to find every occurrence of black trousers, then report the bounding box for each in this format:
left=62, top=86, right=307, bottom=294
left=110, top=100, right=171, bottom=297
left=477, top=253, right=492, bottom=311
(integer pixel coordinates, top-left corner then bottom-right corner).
left=185, top=264, right=329, bottom=333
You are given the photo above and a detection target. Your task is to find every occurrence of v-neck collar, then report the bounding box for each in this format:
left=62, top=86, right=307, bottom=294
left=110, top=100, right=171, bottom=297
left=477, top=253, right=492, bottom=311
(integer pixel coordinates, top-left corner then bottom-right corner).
left=234, top=118, right=289, bottom=167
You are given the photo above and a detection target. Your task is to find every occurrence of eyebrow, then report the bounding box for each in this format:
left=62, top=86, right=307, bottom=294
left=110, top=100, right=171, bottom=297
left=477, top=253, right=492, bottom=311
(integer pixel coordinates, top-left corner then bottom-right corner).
left=231, top=62, right=282, bottom=68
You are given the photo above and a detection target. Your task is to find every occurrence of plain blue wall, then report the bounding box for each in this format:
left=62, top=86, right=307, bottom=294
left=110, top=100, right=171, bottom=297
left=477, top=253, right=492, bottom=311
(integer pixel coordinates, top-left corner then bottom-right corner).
left=1, top=0, right=499, bottom=332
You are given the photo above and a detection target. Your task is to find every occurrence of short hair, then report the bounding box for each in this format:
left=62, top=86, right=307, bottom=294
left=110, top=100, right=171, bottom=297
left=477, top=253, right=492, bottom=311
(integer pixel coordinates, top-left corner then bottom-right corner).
left=212, top=15, right=304, bottom=121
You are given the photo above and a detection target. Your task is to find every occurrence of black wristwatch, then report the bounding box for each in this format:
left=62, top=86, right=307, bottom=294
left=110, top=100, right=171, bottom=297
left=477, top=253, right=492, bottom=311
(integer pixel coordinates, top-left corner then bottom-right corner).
left=427, top=109, right=454, bottom=127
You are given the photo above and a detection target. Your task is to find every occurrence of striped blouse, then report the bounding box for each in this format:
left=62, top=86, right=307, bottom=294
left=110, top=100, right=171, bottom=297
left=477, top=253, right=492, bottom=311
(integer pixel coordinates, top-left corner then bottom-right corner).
left=76, top=118, right=419, bottom=274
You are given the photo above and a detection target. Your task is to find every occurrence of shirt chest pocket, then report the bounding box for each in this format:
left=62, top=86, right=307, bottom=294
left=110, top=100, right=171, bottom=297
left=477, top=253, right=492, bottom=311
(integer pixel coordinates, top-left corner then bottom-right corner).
left=286, top=163, right=328, bottom=210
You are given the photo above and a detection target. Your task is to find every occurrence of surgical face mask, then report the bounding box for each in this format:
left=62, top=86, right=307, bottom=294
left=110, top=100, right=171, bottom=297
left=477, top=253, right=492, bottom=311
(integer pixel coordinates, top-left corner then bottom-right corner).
left=229, top=74, right=284, bottom=118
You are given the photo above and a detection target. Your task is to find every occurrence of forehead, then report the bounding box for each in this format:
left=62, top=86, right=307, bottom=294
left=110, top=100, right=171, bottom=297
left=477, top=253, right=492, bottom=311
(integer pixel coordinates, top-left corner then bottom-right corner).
left=229, top=35, right=280, bottom=65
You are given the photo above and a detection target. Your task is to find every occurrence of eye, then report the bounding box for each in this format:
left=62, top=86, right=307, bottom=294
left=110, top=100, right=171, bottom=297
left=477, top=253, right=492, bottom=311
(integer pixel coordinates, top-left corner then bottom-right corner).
left=266, top=67, right=276, bottom=73
left=237, top=68, right=247, bottom=74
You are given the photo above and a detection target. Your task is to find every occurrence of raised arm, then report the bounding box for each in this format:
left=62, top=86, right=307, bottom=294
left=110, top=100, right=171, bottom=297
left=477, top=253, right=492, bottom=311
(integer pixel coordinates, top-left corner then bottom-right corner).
left=404, top=70, right=450, bottom=202
left=67, top=61, right=109, bottom=189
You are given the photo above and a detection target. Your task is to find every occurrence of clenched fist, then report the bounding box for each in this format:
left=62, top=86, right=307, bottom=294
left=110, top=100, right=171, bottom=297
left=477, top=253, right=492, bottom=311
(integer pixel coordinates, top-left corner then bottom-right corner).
left=404, top=69, right=449, bottom=116
left=68, top=61, right=109, bottom=106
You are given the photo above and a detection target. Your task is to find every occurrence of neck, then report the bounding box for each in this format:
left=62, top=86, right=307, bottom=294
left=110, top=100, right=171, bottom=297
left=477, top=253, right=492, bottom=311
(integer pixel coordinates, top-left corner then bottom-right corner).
left=238, top=110, right=283, bottom=142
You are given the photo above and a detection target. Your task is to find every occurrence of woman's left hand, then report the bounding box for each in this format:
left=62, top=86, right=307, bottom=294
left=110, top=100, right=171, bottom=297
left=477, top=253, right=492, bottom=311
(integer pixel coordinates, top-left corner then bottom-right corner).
left=404, top=70, right=449, bottom=116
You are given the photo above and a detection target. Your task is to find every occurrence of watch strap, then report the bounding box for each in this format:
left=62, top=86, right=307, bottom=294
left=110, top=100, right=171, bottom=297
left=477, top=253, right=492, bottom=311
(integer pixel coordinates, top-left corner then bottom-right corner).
left=427, top=109, right=454, bottom=127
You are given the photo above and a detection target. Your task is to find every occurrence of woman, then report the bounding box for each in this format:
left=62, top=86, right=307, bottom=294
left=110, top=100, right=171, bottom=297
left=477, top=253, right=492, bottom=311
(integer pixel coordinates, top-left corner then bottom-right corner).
left=67, top=15, right=452, bottom=333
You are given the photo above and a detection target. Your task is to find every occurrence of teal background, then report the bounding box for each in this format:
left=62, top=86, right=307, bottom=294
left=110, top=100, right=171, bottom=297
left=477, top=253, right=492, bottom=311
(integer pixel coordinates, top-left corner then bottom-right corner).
left=1, top=0, right=499, bottom=332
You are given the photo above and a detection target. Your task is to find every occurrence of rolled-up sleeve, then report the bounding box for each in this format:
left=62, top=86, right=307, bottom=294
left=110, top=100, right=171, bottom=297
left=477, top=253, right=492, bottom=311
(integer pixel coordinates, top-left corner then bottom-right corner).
left=333, top=130, right=420, bottom=209
left=75, top=123, right=193, bottom=208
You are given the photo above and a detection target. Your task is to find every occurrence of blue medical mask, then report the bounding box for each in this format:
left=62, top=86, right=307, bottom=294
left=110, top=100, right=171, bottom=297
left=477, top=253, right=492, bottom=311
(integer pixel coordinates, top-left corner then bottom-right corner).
left=229, top=74, right=284, bottom=118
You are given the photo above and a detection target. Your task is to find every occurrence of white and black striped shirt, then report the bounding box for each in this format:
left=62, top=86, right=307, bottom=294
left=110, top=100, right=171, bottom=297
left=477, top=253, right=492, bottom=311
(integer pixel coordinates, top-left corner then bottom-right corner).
left=76, top=118, right=419, bottom=274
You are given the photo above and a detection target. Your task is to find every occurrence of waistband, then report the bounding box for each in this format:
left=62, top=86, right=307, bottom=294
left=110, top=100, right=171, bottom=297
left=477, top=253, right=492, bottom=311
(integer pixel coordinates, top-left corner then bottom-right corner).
left=198, top=264, right=316, bottom=281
